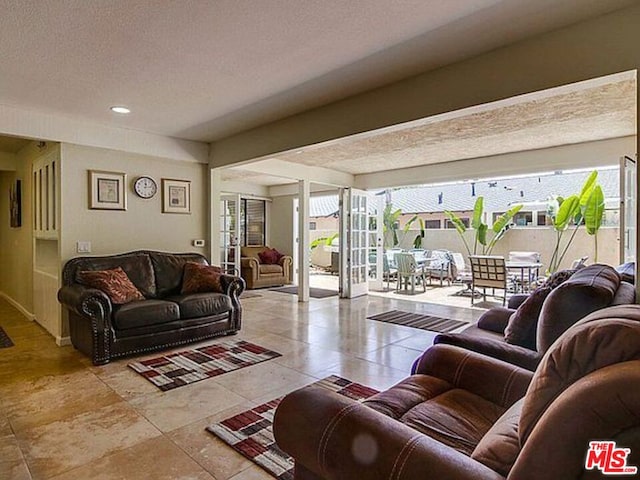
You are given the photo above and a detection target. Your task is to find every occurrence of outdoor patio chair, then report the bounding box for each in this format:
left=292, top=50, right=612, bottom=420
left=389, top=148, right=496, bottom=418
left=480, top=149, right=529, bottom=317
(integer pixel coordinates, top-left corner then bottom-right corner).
left=469, top=255, right=508, bottom=306
left=385, top=248, right=403, bottom=268
left=395, top=252, right=426, bottom=294
left=423, top=249, right=454, bottom=286
left=382, top=255, right=397, bottom=290
left=507, top=251, right=541, bottom=293
left=451, top=252, right=475, bottom=296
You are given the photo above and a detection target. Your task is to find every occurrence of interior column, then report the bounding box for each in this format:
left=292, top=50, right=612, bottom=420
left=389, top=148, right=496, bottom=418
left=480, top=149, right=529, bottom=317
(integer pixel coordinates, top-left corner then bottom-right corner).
left=298, top=179, right=310, bottom=302
left=210, top=168, right=221, bottom=265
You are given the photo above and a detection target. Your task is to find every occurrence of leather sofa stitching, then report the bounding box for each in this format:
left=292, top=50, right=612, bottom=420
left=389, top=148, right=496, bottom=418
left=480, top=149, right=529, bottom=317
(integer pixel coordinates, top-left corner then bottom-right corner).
left=390, top=435, right=421, bottom=480
left=317, top=403, right=359, bottom=474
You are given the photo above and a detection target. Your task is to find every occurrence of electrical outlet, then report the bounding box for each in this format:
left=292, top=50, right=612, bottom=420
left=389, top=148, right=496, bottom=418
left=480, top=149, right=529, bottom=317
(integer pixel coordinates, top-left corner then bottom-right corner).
left=77, top=241, right=92, bottom=253
left=192, top=239, right=205, bottom=247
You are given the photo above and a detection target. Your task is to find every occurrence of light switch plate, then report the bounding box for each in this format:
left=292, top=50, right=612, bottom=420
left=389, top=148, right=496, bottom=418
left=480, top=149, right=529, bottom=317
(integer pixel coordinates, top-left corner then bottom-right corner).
left=77, top=241, right=92, bottom=253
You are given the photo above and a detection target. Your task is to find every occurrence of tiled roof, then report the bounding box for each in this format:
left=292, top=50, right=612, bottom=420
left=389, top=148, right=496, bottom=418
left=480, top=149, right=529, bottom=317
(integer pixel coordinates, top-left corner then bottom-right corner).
left=309, top=167, right=619, bottom=217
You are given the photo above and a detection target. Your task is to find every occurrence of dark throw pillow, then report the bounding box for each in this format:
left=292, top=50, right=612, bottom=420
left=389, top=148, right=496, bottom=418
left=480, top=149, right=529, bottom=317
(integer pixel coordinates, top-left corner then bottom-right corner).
left=504, top=287, right=552, bottom=350
left=544, top=269, right=577, bottom=289
left=77, top=266, right=145, bottom=304
left=258, top=248, right=283, bottom=265
left=181, top=262, right=224, bottom=294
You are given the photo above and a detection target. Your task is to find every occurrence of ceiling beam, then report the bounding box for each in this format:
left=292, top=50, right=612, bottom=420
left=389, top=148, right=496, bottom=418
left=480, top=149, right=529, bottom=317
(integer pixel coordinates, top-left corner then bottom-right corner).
left=231, top=159, right=354, bottom=188
left=355, top=136, right=636, bottom=190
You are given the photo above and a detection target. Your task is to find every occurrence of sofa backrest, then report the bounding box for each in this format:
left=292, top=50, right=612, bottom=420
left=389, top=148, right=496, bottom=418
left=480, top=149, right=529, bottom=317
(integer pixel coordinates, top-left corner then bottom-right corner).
left=507, top=305, right=640, bottom=480
left=537, top=264, right=621, bottom=352
left=62, top=251, right=157, bottom=298
left=472, top=305, right=640, bottom=479
left=62, top=250, right=209, bottom=299
left=149, top=251, right=207, bottom=297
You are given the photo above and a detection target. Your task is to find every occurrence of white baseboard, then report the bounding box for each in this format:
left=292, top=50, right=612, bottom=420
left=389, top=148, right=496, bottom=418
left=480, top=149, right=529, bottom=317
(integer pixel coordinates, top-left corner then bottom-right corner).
left=56, top=336, right=71, bottom=347
left=0, top=291, right=35, bottom=321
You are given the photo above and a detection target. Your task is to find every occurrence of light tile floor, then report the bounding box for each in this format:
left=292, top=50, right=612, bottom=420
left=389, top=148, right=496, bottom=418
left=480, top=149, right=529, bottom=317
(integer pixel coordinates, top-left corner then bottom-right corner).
left=0, top=291, right=483, bottom=480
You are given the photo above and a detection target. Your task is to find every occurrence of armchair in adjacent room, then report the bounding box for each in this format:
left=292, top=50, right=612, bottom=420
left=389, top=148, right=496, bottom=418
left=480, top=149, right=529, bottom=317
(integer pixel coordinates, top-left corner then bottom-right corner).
left=240, top=246, right=292, bottom=289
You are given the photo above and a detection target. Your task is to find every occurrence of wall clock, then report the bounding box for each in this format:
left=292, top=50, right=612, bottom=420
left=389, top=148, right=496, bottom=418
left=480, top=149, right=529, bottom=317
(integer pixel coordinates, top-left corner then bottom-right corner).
left=133, top=176, right=158, bottom=199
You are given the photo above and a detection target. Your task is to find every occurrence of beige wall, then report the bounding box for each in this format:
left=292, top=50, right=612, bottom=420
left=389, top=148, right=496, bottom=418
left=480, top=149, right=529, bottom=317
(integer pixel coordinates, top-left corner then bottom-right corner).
left=211, top=5, right=639, bottom=167
left=60, top=144, right=209, bottom=263
left=0, top=152, right=33, bottom=315
left=269, top=195, right=295, bottom=256
left=396, top=226, right=619, bottom=271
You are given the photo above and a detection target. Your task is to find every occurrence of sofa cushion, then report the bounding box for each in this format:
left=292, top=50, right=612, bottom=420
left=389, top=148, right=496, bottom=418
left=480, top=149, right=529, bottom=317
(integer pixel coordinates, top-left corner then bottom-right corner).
left=471, top=399, right=523, bottom=476
left=504, top=287, right=552, bottom=350
left=150, top=252, right=208, bottom=297
left=167, top=293, right=232, bottom=319
left=543, top=269, right=577, bottom=289
left=113, top=299, right=180, bottom=329
left=77, top=267, right=145, bottom=305
left=181, top=262, right=224, bottom=294
left=258, top=248, right=283, bottom=265
left=73, top=253, right=157, bottom=298
left=259, top=264, right=283, bottom=275
left=399, top=388, right=505, bottom=456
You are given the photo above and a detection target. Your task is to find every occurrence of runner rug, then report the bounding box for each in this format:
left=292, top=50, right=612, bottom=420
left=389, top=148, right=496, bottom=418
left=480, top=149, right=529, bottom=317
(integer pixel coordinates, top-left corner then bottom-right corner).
left=367, top=310, right=468, bottom=333
left=271, top=286, right=338, bottom=298
left=207, top=375, right=379, bottom=480
left=128, top=340, right=281, bottom=391
left=0, top=326, right=14, bottom=348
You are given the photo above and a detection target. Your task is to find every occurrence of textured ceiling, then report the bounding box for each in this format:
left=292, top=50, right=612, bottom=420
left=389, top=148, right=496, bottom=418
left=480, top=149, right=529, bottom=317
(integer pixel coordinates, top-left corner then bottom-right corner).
left=0, top=0, right=636, bottom=142
left=222, top=77, right=636, bottom=185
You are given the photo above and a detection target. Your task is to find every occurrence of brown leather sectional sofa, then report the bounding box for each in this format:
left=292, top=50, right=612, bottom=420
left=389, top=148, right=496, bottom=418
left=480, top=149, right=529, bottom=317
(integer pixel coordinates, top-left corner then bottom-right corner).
left=434, top=264, right=635, bottom=370
left=274, top=305, right=640, bottom=479
left=58, top=250, right=244, bottom=365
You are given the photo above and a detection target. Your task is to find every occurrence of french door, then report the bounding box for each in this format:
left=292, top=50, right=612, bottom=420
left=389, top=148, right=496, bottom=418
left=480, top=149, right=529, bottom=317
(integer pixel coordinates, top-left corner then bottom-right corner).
left=620, top=155, right=636, bottom=263
left=220, top=194, right=241, bottom=274
left=368, top=194, right=384, bottom=290
left=340, top=188, right=369, bottom=298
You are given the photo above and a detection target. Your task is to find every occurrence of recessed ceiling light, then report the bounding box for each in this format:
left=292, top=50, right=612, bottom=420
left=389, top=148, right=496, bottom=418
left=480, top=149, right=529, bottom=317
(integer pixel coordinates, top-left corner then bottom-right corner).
left=110, top=106, right=131, bottom=114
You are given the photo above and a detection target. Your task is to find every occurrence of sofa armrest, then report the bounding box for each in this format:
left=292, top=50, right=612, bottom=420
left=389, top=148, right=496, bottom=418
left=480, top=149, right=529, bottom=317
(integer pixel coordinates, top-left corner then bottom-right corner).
left=57, top=284, right=113, bottom=327
left=434, top=334, right=541, bottom=371
left=279, top=255, right=292, bottom=280
left=274, top=386, right=505, bottom=480
left=219, top=274, right=245, bottom=303
left=477, top=307, right=515, bottom=333
left=413, top=344, right=532, bottom=407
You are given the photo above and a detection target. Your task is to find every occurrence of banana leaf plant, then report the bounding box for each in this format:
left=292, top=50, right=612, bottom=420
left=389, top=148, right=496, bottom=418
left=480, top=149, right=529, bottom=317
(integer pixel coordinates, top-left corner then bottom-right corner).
left=382, top=204, right=419, bottom=248
left=445, top=197, right=522, bottom=256
left=547, top=170, right=605, bottom=273
left=310, top=233, right=339, bottom=250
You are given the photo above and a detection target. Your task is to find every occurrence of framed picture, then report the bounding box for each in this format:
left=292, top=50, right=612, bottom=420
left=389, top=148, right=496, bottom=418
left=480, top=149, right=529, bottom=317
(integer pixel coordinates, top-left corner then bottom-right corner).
left=89, top=170, right=127, bottom=210
left=162, top=179, right=191, bottom=214
left=9, top=179, right=21, bottom=227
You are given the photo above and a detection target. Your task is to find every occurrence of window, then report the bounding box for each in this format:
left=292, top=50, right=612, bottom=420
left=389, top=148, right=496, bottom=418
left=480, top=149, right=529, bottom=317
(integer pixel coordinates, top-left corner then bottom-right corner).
left=537, top=212, right=547, bottom=226
left=309, top=221, right=317, bottom=230
left=445, top=218, right=469, bottom=229
left=240, top=199, right=266, bottom=246
left=425, top=219, right=441, bottom=229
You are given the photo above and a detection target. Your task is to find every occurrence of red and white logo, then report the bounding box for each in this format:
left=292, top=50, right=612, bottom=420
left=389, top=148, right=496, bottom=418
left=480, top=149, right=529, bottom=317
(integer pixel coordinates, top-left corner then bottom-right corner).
left=585, top=441, right=638, bottom=475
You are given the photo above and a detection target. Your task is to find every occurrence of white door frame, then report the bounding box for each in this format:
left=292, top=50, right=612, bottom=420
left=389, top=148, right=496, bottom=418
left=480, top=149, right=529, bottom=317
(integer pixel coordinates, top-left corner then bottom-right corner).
left=340, top=188, right=369, bottom=298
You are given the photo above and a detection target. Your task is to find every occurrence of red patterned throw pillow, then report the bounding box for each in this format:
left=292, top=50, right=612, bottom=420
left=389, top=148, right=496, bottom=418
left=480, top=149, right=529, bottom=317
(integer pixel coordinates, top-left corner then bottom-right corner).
left=181, top=262, right=224, bottom=294
left=258, top=248, right=283, bottom=265
left=78, top=267, right=145, bottom=305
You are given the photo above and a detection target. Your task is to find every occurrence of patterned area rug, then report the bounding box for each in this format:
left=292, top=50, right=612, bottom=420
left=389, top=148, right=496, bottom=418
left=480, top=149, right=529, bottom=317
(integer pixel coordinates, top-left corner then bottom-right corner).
left=128, top=340, right=281, bottom=391
left=207, top=375, right=379, bottom=480
left=0, top=326, right=14, bottom=348
left=367, top=310, right=468, bottom=333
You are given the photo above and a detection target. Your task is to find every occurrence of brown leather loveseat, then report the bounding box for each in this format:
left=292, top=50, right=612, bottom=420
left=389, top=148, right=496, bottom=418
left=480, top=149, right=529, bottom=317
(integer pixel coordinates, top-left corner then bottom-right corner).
left=274, top=305, right=640, bottom=479
left=434, top=264, right=635, bottom=370
left=58, top=250, right=244, bottom=365
left=240, top=246, right=292, bottom=289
